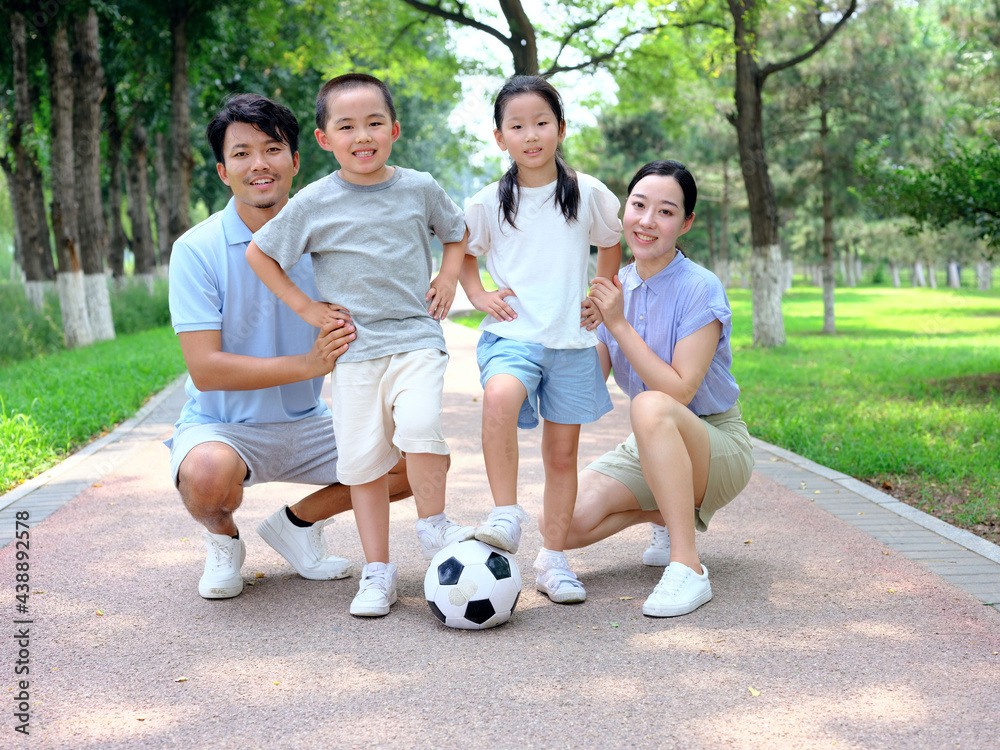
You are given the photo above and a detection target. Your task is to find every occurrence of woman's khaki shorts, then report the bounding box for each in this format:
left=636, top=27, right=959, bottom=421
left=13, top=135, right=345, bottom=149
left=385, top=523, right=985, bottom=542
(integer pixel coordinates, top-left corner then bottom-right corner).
left=585, top=402, right=753, bottom=532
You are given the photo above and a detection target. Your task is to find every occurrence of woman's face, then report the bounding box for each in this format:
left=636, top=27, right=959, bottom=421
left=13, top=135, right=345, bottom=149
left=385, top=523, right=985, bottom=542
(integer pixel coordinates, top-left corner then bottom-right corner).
left=623, top=174, right=695, bottom=270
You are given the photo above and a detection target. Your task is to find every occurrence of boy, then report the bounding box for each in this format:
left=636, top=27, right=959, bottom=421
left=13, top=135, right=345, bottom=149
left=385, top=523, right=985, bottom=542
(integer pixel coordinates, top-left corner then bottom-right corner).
left=246, top=74, right=472, bottom=617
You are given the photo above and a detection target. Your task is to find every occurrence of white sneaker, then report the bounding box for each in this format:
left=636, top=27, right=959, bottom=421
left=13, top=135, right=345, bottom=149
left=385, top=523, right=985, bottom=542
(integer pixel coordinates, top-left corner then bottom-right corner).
left=415, top=514, right=475, bottom=560
left=256, top=506, right=353, bottom=580
left=642, top=561, right=712, bottom=617
left=642, top=523, right=671, bottom=566
left=475, top=504, right=529, bottom=553
left=534, top=548, right=586, bottom=603
left=199, top=531, right=246, bottom=599
left=350, top=562, right=398, bottom=617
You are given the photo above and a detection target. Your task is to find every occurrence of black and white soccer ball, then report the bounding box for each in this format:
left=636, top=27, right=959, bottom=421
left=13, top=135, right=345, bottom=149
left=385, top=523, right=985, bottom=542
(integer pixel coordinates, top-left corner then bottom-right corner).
left=424, top=540, right=522, bottom=630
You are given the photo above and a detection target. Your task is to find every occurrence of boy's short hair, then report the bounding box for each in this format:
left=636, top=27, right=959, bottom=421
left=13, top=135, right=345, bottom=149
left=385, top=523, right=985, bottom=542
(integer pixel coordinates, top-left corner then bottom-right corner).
left=315, top=73, right=397, bottom=131
left=206, top=93, right=300, bottom=164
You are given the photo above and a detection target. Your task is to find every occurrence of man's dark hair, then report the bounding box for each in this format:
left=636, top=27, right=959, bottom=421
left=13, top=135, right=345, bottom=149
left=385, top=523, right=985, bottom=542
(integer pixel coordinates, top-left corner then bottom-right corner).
left=315, top=73, right=397, bottom=131
left=206, top=93, right=300, bottom=164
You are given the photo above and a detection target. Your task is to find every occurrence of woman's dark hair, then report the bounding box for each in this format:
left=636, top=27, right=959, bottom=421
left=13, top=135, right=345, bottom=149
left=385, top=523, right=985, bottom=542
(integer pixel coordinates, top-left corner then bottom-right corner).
left=315, top=73, right=397, bottom=131
left=206, top=93, right=300, bottom=165
left=493, top=75, right=579, bottom=230
left=627, top=160, right=698, bottom=217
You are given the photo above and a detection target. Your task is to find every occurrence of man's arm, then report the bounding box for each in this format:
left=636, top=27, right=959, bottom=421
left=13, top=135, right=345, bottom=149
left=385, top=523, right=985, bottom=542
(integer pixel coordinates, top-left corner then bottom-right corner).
left=179, top=320, right=355, bottom=392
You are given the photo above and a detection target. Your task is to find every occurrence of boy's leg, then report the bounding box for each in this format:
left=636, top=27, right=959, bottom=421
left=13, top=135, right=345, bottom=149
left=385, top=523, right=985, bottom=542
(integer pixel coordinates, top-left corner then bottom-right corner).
left=350, top=476, right=391, bottom=564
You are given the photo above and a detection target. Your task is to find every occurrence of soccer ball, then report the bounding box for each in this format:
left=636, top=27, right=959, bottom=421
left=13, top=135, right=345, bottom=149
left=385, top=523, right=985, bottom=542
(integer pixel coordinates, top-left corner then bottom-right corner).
left=424, top=540, right=522, bottom=630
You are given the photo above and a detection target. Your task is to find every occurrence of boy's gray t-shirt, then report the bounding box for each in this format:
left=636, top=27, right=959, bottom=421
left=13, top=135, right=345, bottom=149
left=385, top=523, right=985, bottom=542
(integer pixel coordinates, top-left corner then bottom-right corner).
left=253, top=167, right=466, bottom=363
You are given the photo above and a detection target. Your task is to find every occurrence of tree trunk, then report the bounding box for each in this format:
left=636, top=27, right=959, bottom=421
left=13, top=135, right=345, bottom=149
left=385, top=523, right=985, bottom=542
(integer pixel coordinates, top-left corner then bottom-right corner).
left=912, top=261, right=926, bottom=287
left=125, top=122, right=157, bottom=291
left=889, top=259, right=901, bottom=288
left=48, top=21, right=93, bottom=348
left=167, top=6, right=194, bottom=257
left=928, top=262, right=937, bottom=289
left=705, top=202, right=718, bottom=277
left=844, top=242, right=856, bottom=287
left=947, top=261, right=961, bottom=288
left=8, top=12, right=53, bottom=306
left=976, top=260, right=992, bottom=291
left=729, top=0, right=785, bottom=346
left=105, top=81, right=128, bottom=284
left=72, top=7, right=114, bottom=342
left=718, top=160, right=731, bottom=288
left=154, top=131, right=171, bottom=269
left=819, top=92, right=836, bottom=334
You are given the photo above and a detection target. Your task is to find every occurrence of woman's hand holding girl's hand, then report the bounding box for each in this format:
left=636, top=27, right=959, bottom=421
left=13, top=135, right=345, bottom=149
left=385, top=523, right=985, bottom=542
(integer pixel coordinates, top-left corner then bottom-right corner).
left=581, top=296, right=603, bottom=330
left=588, top=275, right=626, bottom=331
left=469, top=287, right=518, bottom=322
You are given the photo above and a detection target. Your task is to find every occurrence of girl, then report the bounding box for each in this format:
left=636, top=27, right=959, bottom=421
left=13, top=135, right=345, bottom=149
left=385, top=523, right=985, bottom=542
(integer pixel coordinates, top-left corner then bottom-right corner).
left=460, top=75, right=622, bottom=604
left=553, top=160, right=753, bottom=617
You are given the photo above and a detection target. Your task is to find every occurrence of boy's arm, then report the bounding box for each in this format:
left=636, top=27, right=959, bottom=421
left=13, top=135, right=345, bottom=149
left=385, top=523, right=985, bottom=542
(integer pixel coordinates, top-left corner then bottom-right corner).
left=246, top=240, right=345, bottom=329
left=178, top=319, right=355, bottom=392
left=426, top=228, right=468, bottom=320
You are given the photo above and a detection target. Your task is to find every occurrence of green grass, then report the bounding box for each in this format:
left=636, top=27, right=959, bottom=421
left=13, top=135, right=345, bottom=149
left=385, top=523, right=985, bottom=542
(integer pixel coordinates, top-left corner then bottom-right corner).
left=453, top=285, right=1000, bottom=534
left=0, top=326, right=185, bottom=492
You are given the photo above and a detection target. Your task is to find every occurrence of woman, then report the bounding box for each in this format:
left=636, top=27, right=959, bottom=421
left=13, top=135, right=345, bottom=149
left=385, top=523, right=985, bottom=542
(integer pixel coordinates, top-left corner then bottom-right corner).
left=544, top=160, right=753, bottom=617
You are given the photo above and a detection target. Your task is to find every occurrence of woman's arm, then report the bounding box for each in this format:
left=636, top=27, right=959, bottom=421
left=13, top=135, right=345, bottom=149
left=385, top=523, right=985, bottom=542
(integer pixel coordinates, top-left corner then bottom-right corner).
left=589, top=275, right=720, bottom=406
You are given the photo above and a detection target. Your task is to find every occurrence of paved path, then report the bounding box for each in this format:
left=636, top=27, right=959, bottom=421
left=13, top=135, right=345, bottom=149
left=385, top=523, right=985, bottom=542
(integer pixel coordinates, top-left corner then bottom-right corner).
left=2, top=321, right=999, bottom=749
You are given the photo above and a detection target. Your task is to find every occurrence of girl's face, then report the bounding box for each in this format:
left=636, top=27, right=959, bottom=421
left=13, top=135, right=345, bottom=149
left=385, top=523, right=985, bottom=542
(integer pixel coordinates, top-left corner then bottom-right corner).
left=494, top=92, right=566, bottom=182
left=623, top=174, right=695, bottom=274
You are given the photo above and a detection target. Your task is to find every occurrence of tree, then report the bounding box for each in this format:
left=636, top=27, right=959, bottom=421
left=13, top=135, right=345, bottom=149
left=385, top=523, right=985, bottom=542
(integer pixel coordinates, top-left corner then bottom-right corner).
left=72, top=6, right=115, bottom=341
left=47, top=18, right=94, bottom=348
left=725, top=0, right=857, bottom=346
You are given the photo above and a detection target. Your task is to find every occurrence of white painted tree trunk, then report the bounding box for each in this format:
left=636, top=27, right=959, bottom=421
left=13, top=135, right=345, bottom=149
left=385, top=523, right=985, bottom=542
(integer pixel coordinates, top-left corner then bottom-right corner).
left=912, top=261, right=926, bottom=287
left=855, top=257, right=863, bottom=282
left=928, top=264, right=937, bottom=289
left=784, top=259, right=794, bottom=291
left=714, top=258, right=730, bottom=289
left=976, top=261, right=992, bottom=291
left=751, top=244, right=786, bottom=347
left=947, top=262, right=961, bottom=288
left=889, top=260, right=901, bottom=288
left=57, top=270, right=94, bottom=348
left=822, top=258, right=836, bottom=335
left=84, top=272, right=115, bottom=341
left=24, top=280, right=53, bottom=310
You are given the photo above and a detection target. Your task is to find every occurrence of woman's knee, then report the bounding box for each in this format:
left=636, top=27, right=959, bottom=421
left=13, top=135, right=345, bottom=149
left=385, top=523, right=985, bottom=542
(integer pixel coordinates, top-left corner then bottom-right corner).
left=630, top=391, right=684, bottom=435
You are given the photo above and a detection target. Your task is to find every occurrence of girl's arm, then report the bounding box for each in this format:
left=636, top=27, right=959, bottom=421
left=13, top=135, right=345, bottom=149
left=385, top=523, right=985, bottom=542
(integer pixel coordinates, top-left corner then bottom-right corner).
left=246, top=240, right=346, bottom=329
left=459, top=254, right=517, bottom=322
left=595, top=242, right=622, bottom=282
left=589, top=275, right=720, bottom=406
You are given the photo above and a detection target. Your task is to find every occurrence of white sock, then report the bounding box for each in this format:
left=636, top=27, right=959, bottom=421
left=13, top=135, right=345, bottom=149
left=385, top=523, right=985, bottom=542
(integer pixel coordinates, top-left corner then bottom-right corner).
left=535, top=547, right=569, bottom=572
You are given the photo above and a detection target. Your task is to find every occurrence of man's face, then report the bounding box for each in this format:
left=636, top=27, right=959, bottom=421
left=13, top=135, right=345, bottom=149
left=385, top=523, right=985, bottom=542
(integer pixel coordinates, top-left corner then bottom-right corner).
left=217, top=121, right=299, bottom=211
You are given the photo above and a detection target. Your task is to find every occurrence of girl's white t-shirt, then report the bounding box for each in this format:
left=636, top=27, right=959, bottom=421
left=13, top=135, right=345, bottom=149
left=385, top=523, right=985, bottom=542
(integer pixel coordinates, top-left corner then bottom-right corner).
left=465, top=171, right=622, bottom=349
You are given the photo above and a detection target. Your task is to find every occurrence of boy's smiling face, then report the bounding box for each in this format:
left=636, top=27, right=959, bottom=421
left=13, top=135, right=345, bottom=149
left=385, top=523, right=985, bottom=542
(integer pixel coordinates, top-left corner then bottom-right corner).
left=314, top=85, right=399, bottom=186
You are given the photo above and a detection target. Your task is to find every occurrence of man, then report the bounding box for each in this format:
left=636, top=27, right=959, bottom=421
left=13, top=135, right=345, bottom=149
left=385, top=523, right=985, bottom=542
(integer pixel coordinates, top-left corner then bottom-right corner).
left=167, top=93, right=414, bottom=599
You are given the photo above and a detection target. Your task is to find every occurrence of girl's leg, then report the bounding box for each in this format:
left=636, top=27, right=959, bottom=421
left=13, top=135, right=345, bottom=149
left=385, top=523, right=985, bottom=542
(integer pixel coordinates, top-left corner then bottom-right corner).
left=475, top=374, right=530, bottom=552
left=539, top=420, right=582, bottom=552
left=350, top=475, right=390, bottom=563
left=630, top=390, right=711, bottom=573
left=480, top=374, right=527, bottom=506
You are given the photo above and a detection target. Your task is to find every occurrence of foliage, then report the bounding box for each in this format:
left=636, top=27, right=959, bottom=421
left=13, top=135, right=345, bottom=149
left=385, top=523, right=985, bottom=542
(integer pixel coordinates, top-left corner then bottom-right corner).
left=0, top=326, right=186, bottom=492
left=856, top=134, right=1000, bottom=252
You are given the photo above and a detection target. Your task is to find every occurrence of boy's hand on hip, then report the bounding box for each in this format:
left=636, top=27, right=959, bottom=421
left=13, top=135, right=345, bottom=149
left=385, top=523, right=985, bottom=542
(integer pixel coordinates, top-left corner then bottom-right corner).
left=427, top=274, right=458, bottom=320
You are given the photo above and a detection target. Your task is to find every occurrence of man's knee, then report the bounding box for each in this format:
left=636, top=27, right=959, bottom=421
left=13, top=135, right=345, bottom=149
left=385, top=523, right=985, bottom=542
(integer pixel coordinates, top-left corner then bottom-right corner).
left=177, top=442, right=246, bottom=506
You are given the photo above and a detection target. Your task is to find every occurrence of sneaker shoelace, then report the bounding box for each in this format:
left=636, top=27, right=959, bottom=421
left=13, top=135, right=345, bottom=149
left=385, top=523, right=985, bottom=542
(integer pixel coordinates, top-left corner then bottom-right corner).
left=653, top=565, right=690, bottom=596
left=359, top=568, right=388, bottom=592
left=306, top=520, right=329, bottom=558
left=203, top=535, right=236, bottom=568
left=649, top=525, right=669, bottom=548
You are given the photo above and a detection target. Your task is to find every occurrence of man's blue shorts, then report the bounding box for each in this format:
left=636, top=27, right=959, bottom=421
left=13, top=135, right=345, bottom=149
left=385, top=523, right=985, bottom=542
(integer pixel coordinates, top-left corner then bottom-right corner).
left=476, top=331, right=613, bottom=429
